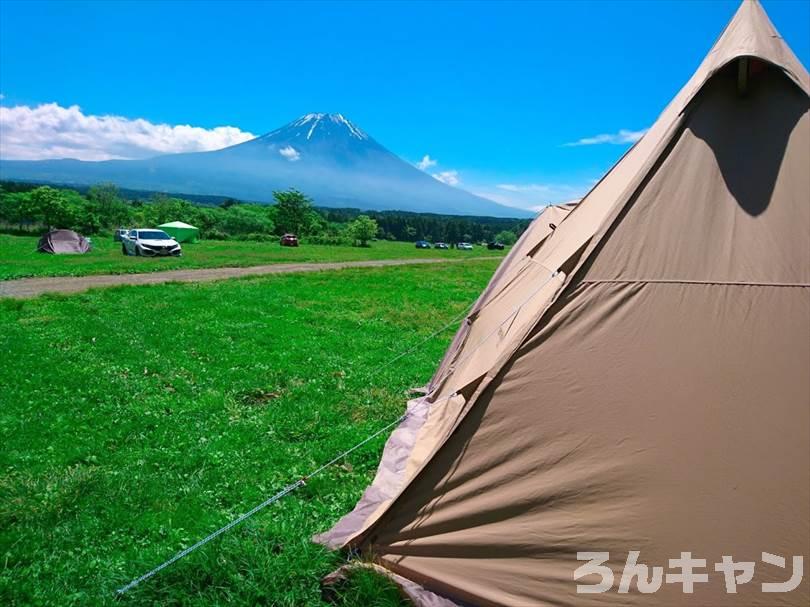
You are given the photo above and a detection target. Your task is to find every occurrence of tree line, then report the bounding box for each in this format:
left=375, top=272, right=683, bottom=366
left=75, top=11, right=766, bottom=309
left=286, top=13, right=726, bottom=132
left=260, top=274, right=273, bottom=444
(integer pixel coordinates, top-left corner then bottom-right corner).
left=319, top=208, right=525, bottom=245
left=0, top=181, right=528, bottom=246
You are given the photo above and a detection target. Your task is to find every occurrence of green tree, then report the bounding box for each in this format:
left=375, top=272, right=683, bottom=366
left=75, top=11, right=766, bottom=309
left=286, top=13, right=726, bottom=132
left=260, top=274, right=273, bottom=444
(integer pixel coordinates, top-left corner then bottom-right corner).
left=0, top=191, right=32, bottom=230
left=273, top=189, right=317, bottom=235
left=63, top=189, right=100, bottom=233
left=146, top=195, right=194, bottom=225
left=30, top=186, right=74, bottom=230
left=221, top=205, right=274, bottom=235
left=87, top=183, right=131, bottom=228
left=347, top=215, right=378, bottom=247
left=188, top=206, right=226, bottom=235
left=495, top=230, right=517, bottom=245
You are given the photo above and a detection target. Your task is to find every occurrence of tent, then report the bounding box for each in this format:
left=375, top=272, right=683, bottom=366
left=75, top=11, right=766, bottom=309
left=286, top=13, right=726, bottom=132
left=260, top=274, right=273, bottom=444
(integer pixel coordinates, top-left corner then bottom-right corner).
left=36, top=229, right=92, bottom=254
left=157, top=221, right=199, bottom=243
left=316, top=2, right=809, bottom=605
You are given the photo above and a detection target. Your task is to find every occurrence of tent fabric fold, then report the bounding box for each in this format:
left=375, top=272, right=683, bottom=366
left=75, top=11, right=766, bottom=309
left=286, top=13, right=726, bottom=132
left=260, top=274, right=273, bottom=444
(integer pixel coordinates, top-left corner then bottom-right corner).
left=315, top=2, right=810, bottom=605
left=315, top=203, right=576, bottom=551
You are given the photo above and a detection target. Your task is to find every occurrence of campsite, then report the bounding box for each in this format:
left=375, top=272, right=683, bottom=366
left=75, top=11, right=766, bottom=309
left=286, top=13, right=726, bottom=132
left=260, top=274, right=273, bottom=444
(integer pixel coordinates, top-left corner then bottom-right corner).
left=1, top=1, right=809, bottom=606
left=0, top=234, right=505, bottom=282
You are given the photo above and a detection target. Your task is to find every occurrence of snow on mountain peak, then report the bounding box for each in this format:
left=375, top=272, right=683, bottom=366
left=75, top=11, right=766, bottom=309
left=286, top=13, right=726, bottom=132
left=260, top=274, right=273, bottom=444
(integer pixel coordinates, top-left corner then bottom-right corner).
left=331, top=113, right=367, bottom=139
left=290, top=112, right=368, bottom=140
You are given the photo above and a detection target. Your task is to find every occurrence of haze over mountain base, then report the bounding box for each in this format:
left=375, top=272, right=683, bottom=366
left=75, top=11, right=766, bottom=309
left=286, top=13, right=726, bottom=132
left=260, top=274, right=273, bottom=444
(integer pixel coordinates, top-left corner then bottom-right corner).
left=0, top=113, right=533, bottom=218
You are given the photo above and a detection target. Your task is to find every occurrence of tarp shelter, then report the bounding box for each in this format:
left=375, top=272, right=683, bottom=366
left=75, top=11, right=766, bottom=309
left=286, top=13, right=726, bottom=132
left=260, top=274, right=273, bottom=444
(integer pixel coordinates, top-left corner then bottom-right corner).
left=316, top=2, right=810, bottom=605
left=36, top=229, right=91, bottom=254
left=157, top=221, right=199, bottom=243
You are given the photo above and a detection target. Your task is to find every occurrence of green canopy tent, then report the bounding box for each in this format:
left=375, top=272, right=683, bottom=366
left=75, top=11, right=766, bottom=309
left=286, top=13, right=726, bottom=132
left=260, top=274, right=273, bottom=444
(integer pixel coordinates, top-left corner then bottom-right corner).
left=157, top=221, right=199, bottom=243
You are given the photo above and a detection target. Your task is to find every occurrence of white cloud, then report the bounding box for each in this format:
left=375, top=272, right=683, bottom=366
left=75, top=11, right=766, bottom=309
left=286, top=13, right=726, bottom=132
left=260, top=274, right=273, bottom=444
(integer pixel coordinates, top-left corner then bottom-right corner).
left=416, top=154, right=437, bottom=170
left=564, top=128, right=648, bottom=147
left=432, top=170, right=460, bottom=186
left=0, top=102, right=256, bottom=161
left=279, top=145, right=300, bottom=161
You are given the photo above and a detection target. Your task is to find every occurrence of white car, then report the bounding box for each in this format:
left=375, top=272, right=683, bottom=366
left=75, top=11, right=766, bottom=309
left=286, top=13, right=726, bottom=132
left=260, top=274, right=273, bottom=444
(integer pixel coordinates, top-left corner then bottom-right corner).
left=457, top=242, right=474, bottom=250
left=122, top=229, right=182, bottom=257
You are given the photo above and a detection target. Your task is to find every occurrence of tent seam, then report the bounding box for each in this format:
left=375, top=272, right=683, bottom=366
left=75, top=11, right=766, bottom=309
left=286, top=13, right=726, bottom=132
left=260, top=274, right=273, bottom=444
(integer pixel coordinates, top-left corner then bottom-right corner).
left=581, top=279, right=810, bottom=287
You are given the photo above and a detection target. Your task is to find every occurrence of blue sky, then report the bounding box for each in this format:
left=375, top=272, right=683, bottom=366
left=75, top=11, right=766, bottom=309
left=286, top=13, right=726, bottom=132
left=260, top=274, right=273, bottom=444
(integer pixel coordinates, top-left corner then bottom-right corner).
left=1, top=0, right=808, bottom=210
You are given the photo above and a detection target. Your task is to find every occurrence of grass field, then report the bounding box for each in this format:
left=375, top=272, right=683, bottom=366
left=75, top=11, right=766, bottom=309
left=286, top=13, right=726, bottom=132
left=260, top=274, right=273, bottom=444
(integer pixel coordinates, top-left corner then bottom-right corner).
left=0, top=259, right=500, bottom=606
left=0, top=234, right=505, bottom=281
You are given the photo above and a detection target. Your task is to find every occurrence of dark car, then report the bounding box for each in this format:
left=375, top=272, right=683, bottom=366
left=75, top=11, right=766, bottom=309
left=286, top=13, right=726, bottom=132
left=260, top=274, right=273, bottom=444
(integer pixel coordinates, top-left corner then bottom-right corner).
left=487, top=242, right=505, bottom=250
left=280, top=233, right=299, bottom=247
left=434, top=242, right=449, bottom=250
left=415, top=240, right=431, bottom=249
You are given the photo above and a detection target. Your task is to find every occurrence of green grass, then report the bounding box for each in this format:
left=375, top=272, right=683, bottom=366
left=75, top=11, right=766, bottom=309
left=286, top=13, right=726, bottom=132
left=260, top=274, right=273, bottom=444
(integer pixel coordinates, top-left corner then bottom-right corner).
left=0, top=234, right=504, bottom=281
left=0, top=259, right=500, bottom=606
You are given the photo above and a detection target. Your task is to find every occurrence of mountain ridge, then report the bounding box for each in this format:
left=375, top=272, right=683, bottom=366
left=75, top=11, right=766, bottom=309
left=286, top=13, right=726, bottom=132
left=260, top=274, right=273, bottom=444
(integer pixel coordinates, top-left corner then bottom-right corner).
left=0, top=112, right=533, bottom=218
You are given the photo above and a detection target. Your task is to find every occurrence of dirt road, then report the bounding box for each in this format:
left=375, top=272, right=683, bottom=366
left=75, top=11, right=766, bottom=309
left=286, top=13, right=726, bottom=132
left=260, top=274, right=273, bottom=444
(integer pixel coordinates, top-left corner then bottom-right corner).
left=0, top=256, right=498, bottom=299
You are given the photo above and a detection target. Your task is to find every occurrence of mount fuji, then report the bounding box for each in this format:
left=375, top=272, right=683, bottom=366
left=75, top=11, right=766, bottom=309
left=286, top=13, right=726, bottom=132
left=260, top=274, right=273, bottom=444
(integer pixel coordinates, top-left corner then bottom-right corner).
left=0, top=113, right=531, bottom=218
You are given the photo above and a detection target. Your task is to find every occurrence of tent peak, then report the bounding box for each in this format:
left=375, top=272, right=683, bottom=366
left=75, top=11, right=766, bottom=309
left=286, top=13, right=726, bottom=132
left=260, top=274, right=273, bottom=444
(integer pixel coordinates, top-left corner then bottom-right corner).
left=706, top=0, right=809, bottom=95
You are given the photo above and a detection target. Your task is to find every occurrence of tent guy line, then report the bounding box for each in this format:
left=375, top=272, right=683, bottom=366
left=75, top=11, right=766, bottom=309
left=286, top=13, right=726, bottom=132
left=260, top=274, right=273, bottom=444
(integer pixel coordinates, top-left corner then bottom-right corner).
left=116, top=412, right=408, bottom=595
left=116, top=266, right=563, bottom=595
left=115, top=397, right=457, bottom=595
left=114, top=299, right=477, bottom=595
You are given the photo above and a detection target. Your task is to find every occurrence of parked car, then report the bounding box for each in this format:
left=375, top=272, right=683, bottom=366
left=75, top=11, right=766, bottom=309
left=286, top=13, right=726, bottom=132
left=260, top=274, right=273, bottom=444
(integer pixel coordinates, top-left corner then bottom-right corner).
left=415, top=240, right=431, bottom=249
left=280, top=233, right=299, bottom=247
left=121, top=229, right=182, bottom=257
left=113, top=228, right=129, bottom=242
left=434, top=242, right=449, bottom=249
left=487, top=241, right=505, bottom=250
left=457, top=242, right=474, bottom=250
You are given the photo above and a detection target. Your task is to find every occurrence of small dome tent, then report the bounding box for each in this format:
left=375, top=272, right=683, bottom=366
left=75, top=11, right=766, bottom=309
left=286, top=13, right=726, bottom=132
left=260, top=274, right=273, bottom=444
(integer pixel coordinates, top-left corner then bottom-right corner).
left=36, top=229, right=91, bottom=254
left=157, top=221, right=199, bottom=243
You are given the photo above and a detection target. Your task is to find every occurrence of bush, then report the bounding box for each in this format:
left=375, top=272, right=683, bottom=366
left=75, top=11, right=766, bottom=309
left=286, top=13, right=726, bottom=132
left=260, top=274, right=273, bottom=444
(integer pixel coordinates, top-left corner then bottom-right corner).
left=243, top=232, right=274, bottom=242
left=304, top=233, right=351, bottom=246
left=221, top=204, right=274, bottom=236
left=347, top=215, right=378, bottom=247
left=495, top=230, right=517, bottom=245
left=203, top=228, right=229, bottom=240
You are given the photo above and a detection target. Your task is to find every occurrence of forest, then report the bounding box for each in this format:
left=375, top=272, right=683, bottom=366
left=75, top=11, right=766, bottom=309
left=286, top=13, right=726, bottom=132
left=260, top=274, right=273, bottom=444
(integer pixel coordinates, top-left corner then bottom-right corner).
left=0, top=181, right=530, bottom=245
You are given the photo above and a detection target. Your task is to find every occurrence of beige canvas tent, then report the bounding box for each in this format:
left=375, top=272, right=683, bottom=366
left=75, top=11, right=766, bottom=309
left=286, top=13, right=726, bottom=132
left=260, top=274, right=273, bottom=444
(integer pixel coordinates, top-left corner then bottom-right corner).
left=316, top=1, right=809, bottom=605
